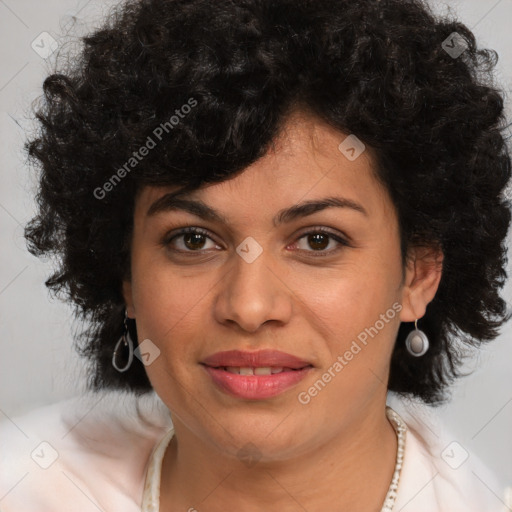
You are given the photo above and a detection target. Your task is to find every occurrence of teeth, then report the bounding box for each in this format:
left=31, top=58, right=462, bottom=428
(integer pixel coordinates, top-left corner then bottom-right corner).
left=223, top=366, right=286, bottom=375
left=254, top=367, right=272, bottom=376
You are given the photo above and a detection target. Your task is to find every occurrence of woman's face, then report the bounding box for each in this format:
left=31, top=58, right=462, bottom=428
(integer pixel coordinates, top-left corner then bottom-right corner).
left=123, top=111, right=437, bottom=461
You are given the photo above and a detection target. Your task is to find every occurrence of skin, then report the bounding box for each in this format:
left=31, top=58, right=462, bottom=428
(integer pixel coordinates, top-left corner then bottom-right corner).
left=123, top=110, right=443, bottom=511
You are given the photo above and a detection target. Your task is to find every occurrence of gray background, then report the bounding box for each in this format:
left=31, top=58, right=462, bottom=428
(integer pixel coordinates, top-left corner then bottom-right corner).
left=0, top=0, right=511, bottom=490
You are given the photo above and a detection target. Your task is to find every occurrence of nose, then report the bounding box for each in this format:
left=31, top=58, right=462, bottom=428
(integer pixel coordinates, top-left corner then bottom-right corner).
left=213, top=247, right=293, bottom=333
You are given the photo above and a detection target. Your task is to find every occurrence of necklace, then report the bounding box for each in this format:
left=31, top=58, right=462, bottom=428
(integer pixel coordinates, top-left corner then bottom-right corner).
left=381, top=406, right=407, bottom=512
left=141, top=406, right=407, bottom=512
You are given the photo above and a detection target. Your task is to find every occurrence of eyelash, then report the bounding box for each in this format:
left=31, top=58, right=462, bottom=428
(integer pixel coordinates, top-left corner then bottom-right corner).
left=161, top=226, right=351, bottom=257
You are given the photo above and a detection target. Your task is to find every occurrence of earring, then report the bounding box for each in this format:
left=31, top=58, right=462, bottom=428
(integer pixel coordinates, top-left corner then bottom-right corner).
left=112, top=309, right=134, bottom=372
left=405, top=319, right=429, bottom=357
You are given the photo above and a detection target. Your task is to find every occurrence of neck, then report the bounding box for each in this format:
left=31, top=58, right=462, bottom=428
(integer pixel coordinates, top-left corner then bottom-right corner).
left=159, top=401, right=398, bottom=512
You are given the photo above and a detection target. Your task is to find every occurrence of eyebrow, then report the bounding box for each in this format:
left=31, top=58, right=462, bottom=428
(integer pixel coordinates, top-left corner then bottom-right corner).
left=147, top=192, right=368, bottom=226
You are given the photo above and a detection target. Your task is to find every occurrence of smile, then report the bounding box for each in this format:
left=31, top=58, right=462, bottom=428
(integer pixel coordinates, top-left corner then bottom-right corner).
left=201, top=350, right=314, bottom=400
left=220, top=366, right=298, bottom=375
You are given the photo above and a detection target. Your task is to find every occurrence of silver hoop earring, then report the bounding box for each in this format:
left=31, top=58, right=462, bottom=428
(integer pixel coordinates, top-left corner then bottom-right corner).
left=405, top=319, right=429, bottom=357
left=112, top=310, right=134, bottom=372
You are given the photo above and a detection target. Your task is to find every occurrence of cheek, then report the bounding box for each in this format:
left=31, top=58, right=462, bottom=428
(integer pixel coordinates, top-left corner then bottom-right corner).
left=131, top=241, right=198, bottom=319
left=300, top=249, right=403, bottom=384
left=128, top=248, right=209, bottom=365
left=306, top=251, right=402, bottom=327
left=129, top=259, right=208, bottom=406
left=303, top=280, right=401, bottom=412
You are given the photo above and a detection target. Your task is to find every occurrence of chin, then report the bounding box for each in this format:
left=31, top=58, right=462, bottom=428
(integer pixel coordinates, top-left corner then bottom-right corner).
left=206, top=416, right=312, bottom=460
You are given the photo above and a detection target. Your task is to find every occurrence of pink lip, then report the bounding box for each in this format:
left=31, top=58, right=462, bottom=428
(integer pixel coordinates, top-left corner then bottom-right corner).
left=202, top=349, right=311, bottom=369
left=201, top=350, right=313, bottom=400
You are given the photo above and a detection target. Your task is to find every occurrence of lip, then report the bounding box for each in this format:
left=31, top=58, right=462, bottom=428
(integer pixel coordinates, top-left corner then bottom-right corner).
left=201, top=350, right=313, bottom=400
left=202, top=349, right=312, bottom=369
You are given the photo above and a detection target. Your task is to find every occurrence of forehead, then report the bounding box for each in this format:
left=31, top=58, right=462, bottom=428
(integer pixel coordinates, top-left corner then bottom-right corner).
left=135, top=111, right=390, bottom=220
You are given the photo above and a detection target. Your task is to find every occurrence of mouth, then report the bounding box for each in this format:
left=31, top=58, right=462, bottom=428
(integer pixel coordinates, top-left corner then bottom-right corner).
left=200, top=350, right=314, bottom=400
left=205, top=366, right=311, bottom=375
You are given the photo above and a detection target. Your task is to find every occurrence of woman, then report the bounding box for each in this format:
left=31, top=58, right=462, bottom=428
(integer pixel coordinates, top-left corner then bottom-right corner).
left=1, top=0, right=510, bottom=510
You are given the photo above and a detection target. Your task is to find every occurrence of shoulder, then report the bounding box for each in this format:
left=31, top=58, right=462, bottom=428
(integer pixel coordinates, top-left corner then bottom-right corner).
left=0, top=391, right=172, bottom=512
left=388, top=393, right=510, bottom=512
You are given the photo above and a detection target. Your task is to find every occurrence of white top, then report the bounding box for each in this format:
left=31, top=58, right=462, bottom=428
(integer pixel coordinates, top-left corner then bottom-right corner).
left=0, top=391, right=509, bottom=512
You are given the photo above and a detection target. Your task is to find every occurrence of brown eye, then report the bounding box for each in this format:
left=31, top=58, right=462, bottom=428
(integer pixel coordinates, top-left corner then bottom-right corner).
left=306, top=233, right=330, bottom=251
left=294, top=229, right=350, bottom=256
left=183, top=232, right=208, bottom=250
left=164, top=228, right=219, bottom=252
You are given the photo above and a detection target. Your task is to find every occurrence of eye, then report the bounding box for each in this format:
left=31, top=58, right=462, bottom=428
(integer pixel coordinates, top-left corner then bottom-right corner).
left=292, top=228, right=350, bottom=256
left=162, top=226, right=350, bottom=256
left=164, top=227, right=220, bottom=252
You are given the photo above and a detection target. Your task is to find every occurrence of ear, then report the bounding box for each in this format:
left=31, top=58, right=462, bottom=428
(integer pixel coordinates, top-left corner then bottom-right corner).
left=399, top=245, right=443, bottom=323
left=122, top=280, right=136, bottom=319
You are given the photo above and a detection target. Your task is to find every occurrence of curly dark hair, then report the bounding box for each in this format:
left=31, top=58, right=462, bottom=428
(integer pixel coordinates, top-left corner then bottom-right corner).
left=24, top=0, right=511, bottom=404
